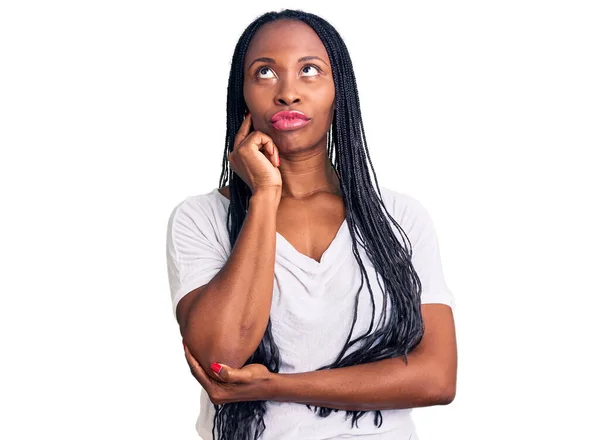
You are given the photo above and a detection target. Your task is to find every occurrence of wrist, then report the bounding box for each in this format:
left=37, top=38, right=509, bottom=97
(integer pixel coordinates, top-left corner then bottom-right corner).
left=251, top=187, right=282, bottom=204
left=254, top=371, right=281, bottom=401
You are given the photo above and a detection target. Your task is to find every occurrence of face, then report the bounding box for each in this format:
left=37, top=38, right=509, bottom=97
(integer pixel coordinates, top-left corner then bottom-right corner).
left=243, top=19, right=335, bottom=154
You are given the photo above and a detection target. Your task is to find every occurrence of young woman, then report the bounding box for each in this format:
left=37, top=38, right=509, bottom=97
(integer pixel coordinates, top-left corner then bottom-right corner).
left=166, top=9, right=457, bottom=440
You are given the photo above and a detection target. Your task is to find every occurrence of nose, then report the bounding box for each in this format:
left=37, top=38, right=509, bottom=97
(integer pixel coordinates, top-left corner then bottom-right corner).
left=274, top=74, right=301, bottom=106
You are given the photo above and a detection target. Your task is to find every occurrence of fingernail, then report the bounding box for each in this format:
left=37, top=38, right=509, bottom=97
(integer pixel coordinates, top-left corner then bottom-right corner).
left=277, top=156, right=280, bottom=166
left=210, top=362, right=222, bottom=375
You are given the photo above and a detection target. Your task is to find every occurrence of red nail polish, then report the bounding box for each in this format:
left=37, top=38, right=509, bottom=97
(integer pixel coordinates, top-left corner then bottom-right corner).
left=210, top=362, right=222, bottom=374
left=277, top=156, right=280, bottom=166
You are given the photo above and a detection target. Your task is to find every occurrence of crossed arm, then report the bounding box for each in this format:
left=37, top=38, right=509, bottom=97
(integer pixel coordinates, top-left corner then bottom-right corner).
left=267, top=303, right=457, bottom=411
left=187, top=303, right=457, bottom=411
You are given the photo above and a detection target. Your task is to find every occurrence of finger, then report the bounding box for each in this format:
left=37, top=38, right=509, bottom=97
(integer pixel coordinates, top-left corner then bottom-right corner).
left=210, top=362, right=227, bottom=381
left=184, top=344, right=226, bottom=383
left=233, top=112, right=252, bottom=152
left=183, top=343, right=201, bottom=370
left=245, top=132, right=278, bottom=166
left=184, top=344, right=208, bottom=386
left=260, top=137, right=279, bottom=167
left=273, top=145, right=280, bottom=167
left=215, top=364, right=252, bottom=384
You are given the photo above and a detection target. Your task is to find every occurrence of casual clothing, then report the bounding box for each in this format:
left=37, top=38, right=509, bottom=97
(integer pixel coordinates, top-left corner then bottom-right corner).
left=166, top=186, right=455, bottom=440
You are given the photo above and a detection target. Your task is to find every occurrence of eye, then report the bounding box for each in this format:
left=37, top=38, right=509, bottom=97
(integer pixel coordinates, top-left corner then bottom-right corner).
left=256, top=66, right=275, bottom=79
left=255, top=64, right=321, bottom=79
left=300, top=64, right=320, bottom=77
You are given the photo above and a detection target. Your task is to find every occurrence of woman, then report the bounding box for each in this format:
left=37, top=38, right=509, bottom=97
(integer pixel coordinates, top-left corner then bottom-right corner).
left=166, top=9, right=457, bottom=440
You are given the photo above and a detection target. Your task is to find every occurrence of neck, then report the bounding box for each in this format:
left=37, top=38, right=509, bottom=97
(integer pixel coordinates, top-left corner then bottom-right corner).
left=278, top=148, right=340, bottom=199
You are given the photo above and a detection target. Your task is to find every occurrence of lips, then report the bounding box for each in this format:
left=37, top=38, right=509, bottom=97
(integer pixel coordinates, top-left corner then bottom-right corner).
left=270, top=110, right=310, bottom=122
left=270, top=110, right=311, bottom=131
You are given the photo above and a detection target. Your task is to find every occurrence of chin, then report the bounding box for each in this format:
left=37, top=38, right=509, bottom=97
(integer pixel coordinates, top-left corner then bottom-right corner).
left=270, top=130, right=306, bottom=145
left=265, top=123, right=325, bottom=152
left=274, top=139, right=307, bottom=152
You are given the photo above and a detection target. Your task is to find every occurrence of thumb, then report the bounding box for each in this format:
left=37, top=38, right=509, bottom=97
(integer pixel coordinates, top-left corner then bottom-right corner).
left=211, top=363, right=253, bottom=384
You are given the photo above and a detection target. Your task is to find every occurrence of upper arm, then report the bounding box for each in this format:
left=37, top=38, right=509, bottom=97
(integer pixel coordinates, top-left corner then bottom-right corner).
left=166, top=199, right=227, bottom=333
left=408, top=198, right=456, bottom=310
left=175, top=284, right=207, bottom=336
left=403, top=196, right=457, bottom=398
left=414, top=303, right=457, bottom=401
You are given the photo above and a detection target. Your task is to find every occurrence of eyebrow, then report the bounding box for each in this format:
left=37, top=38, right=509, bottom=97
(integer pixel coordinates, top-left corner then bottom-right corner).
left=248, top=55, right=328, bottom=70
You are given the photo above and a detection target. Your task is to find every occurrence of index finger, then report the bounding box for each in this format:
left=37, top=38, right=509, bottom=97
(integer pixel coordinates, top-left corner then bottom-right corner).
left=233, top=112, right=253, bottom=151
left=183, top=344, right=226, bottom=383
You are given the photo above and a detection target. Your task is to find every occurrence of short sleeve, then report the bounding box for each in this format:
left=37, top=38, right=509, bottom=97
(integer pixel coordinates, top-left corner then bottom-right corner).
left=403, top=197, right=456, bottom=311
left=166, top=198, right=228, bottom=319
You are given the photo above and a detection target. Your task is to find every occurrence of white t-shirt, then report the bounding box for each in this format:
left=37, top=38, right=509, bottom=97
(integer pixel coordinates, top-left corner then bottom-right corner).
left=166, top=186, right=455, bottom=440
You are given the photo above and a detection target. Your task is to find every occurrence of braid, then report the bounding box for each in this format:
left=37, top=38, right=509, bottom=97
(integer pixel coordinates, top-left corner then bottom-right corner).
left=213, top=9, right=424, bottom=439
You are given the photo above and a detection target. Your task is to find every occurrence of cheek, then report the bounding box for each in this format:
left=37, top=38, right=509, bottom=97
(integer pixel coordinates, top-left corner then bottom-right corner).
left=243, top=83, right=264, bottom=111
left=315, top=83, right=335, bottom=116
left=243, top=88, right=254, bottom=111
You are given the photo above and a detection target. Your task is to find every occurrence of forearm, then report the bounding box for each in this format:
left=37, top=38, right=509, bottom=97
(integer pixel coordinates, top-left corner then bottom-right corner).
left=184, top=189, right=281, bottom=368
left=266, top=353, right=453, bottom=411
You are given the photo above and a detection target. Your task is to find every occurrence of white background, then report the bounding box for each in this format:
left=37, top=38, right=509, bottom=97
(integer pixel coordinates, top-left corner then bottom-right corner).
left=1, top=1, right=598, bottom=439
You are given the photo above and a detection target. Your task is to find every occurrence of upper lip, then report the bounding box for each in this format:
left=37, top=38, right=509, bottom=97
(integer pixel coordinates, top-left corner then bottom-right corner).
left=270, top=110, right=310, bottom=123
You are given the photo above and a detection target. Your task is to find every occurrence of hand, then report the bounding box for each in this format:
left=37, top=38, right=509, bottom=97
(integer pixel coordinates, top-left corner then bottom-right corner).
left=183, top=342, right=273, bottom=405
left=228, top=112, right=282, bottom=195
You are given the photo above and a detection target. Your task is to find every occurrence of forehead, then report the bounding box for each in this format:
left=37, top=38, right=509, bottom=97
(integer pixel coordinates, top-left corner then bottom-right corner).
left=244, top=20, right=330, bottom=68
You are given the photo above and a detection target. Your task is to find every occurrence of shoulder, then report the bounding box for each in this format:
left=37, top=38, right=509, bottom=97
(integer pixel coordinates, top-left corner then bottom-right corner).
left=379, top=186, right=431, bottom=223
left=377, top=187, right=440, bottom=248
left=167, top=188, right=226, bottom=233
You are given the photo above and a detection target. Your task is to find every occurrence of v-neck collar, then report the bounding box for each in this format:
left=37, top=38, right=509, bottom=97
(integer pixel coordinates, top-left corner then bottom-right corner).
left=275, top=218, right=348, bottom=274
left=212, top=188, right=350, bottom=274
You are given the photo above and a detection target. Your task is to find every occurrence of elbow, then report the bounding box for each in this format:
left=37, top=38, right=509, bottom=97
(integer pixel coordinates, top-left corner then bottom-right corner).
left=436, top=384, right=456, bottom=405
left=430, top=371, right=456, bottom=405
left=182, top=331, right=250, bottom=370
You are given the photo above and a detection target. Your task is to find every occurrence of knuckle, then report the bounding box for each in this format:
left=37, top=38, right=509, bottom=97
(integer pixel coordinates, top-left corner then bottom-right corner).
left=208, top=392, right=223, bottom=405
left=238, top=145, right=250, bottom=156
left=250, top=131, right=269, bottom=141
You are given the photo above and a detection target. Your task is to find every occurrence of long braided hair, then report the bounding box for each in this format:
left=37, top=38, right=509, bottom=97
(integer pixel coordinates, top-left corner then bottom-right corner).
left=214, top=9, right=424, bottom=440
